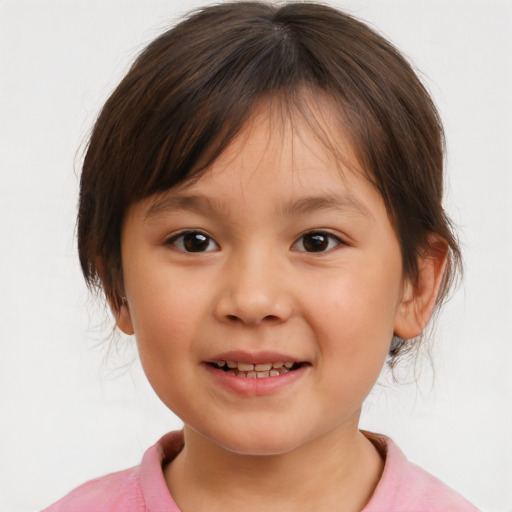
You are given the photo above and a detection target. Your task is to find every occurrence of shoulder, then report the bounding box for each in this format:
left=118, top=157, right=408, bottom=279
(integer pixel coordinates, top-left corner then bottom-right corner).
left=42, top=466, right=144, bottom=512
left=362, top=432, right=480, bottom=512
left=42, top=431, right=184, bottom=512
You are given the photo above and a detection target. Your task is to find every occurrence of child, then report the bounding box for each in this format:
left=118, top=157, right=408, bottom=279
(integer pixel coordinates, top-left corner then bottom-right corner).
left=44, top=2, right=478, bottom=511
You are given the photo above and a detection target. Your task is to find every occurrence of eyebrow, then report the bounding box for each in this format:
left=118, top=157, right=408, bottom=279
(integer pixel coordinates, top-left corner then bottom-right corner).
left=145, top=194, right=230, bottom=220
left=276, top=193, right=373, bottom=219
left=145, top=192, right=373, bottom=220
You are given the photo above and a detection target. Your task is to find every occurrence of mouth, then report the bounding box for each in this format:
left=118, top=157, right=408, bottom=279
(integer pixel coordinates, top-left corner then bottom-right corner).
left=208, top=360, right=307, bottom=379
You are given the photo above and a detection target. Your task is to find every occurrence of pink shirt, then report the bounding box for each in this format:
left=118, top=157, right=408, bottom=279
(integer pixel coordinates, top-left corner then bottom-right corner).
left=43, top=431, right=479, bottom=512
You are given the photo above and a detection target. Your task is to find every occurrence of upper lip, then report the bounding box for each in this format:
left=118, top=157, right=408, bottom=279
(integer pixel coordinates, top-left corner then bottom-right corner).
left=206, top=350, right=307, bottom=365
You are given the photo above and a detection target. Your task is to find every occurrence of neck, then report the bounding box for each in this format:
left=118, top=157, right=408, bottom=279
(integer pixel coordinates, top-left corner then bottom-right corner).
left=164, top=415, right=384, bottom=512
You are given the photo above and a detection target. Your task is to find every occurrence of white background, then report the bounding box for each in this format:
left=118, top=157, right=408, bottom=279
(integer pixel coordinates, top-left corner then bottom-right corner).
left=0, top=1, right=511, bottom=511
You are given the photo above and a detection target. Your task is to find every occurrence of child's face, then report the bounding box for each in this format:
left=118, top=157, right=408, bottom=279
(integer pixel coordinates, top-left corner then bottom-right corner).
left=118, top=105, right=407, bottom=455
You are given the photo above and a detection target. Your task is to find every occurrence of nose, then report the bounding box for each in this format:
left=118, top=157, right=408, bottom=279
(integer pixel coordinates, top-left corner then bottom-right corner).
left=213, top=251, right=294, bottom=326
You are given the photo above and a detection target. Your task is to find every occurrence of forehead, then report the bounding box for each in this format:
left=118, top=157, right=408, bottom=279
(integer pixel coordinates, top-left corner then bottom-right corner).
left=142, top=99, right=381, bottom=224
left=198, top=98, right=359, bottom=186
left=220, top=95, right=363, bottom=179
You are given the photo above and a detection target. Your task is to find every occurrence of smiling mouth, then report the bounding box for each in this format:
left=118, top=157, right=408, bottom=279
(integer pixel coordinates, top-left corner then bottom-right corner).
left=209, top=360, right=306, bottom=378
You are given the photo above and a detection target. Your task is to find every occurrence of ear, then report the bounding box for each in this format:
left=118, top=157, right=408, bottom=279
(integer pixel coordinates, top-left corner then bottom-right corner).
left=96, top=257, right=134, bottom=335
left=394, top=236, right=448, bottom=339
left=115, top=301, right=135, bottom=335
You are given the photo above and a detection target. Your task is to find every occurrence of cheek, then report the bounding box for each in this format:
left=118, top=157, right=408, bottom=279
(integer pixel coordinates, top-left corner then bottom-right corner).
left=309, top=264, right=401, bottom=338
left=127, top=280, right=205, bottom=415
left=304, top=261, right=402, bottom=384
left=126, top=254, right=205, bottom=330
left=124, top=267, right=204, bottom=372
left=307, top=292, right=393, bottom=418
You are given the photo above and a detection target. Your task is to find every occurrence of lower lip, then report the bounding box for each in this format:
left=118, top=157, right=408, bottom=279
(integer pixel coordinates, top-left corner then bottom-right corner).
left=203, top=363, right=309, bottom=396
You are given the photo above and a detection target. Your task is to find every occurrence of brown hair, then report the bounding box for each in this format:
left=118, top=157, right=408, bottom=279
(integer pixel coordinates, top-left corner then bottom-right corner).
left=77, top=1, right=461, bottom=362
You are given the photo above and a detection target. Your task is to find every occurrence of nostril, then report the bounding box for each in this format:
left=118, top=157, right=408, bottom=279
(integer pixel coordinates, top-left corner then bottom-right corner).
left=225, top=314, right=280, bottom=324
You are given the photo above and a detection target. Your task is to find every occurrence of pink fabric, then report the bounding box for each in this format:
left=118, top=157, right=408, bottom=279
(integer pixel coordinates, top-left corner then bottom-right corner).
left=43, top=430, right=479, bottom=512
left=361, top=432, right=479, bottom=511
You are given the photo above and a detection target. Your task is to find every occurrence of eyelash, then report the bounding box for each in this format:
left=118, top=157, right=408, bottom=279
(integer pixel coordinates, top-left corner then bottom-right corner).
left=165, top=230, right=344, bottom=253
left=292, top=231, right=344, bottom=253
left=165, top=230, right=219, bottom=253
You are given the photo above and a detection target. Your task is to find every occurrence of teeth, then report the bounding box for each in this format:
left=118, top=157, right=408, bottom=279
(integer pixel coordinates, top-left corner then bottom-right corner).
left=254, top=363, right=272, bottom=371
left=213, top=360, right=301, bottom=378
left=216, top=360, right=295, bottom=368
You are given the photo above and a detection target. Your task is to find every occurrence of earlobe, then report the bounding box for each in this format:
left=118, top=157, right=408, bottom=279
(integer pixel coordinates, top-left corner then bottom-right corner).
left=115, top=300, right=135, bottom=335
left=394, top=236, right=448, bottom=339
left=96, top=257, right=134, bottom=335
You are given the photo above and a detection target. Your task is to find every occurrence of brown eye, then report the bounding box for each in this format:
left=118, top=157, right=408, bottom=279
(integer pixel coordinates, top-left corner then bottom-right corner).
left=294, top=232, right=342, bottom=253
left=168, top=231, right=219, bottom=252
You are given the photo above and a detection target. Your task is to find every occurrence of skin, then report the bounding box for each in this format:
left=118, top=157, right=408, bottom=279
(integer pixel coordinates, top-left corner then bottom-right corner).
left=115, top=103, right=447, bottom=512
